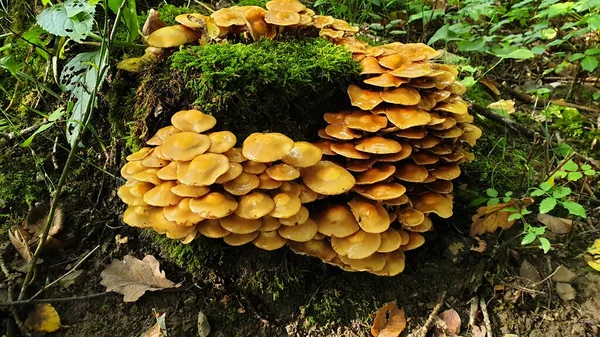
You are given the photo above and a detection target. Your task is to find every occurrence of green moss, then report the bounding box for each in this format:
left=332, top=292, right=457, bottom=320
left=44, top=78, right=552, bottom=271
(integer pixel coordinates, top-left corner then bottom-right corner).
left=464, top=83, right=495, bottom=106
left=232, top=0, right=267, bottom=7
left=0, top=145, right=49, bottom=212
left=170, top=37, right=361, bottom=140
left=155, top=4, right=210, bottom=26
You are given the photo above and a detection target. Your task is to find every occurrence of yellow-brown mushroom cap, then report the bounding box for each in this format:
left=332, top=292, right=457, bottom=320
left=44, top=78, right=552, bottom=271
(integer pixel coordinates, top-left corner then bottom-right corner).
left=331, top=19, right=359, bottom=32
left=208, top=131, right=237, bottom=153
left=324, top=125, right=362, bottom=140
left=257, top=172, right=283, bottom=190
left=339, top=253, right=386, bottom=272
left=405, top=216, right=433, bottom=233
left=242, top=132, right=295, bottom=163
left=265, top=0, right=306, bottom=12
left=378, top=54, right=410, bottom=69
left=132, top=168, right=163, bottom=185
left=264, top=9, right=301, bottom=26
left=143, top=181, right=182, bottom=207
left=314, top=204, right=360, bottom=238
left=411, top=192, right=453, bottom=218
left=161, top=132, right=211, bottom=162
left=163, top=198, right=204, bottom=226
left=347, top=197, right=390, bottom=233
left=397, top=208, right=425, bottom=227
left=363, top=73, right=408, bottom=88
left=395, top=127, right=427, bottom=139
left=242, top=161, right=267, bottom=174
left=281, top=141, right=323, bottom=168
left=355, top=136, right=403, bottom=154
left=223, top=172, right=260, bottom=196
left=432, top=164, right=461, bottom=180
left=235, top=192, right=275, bottom=219
left=211, top=8, right=247, bottom=27
left=219, top=214, right=262, bottom=234
left=269, top=192, right=302, bottom=218
left=223, top=147, right=247, bottom=163
left=390, top=62, right=434, bottom=78
left=344, top=111, right=388, bottom=132
left=402, top=232, right=426, bottom=250
left=347, top=85, right=383, bottom=111
left=377, top=228, right=403, bottom=253
left=378, top=143, right=413, bottom=162
left=117, top=184, right=148, bottom=206
left=189, top=192, right=238, bottom=219
left=259, top=215, right=281, bottom=231
left=123, top=205, right=155, bottom=228
left=177, top=153, right=230, bottom=186
left=279, top=205, right=309, bottom=226
left=355, top=164, right=396, bottom=185
left=147, top=126, right=181, bottom=146
left=330, top=143, right=371, bottom=160
left=198, top=219, right=230, bottom=238
left=319, top=28, right=345, bottom=39
left=125, top=179, right=155, bottom=198
left=253, top=230, right=287, bottom=251
left=394, top=162, right=429, bottom=182
left=156, top=161, right=179, bottom=181
left=312, top=15, right=334, bottom=28
left=353, top=183, right=407, bottom=201
left=140, top=150, right=170, bottom=168
left=331, top=230, right=381, bottom=259
left=411, top=152, right=439, bottom=165
left=374, top=250, right=405, bottom=276
left=171, top=109, right=217, bottom=134
left=278, top=218, right=318, bottom=242
left=215, top=162, right=244, bottom=184
left=385, top=107, right=432, bottom=129
left=266, top=163, right=300, bottom=181
left=146, top=25, right=200, bottom=48
left=360, top=57, right=386, bottom=75
left=410, top=135, right=441, bottom=149
left=380, top=87, right=421, bottom=105
left=287, top=239, right=337, bottom=262
left=170, top=184, right=210, bottom=198
left=121, top=161, right=146, bottom=179
left=126, top=147, right=153, bottom=161
left=300, top=161, right=356, bottom=195
left=223, top=232, right=259, bottom=246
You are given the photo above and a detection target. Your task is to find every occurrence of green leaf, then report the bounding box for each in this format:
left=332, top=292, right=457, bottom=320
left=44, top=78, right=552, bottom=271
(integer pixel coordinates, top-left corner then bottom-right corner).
left=539, top=237, right=551, bottom=253
left=581, top=56, right=598, bottom=72
left=541, top=28, right=557, bottom=40
left=584, top=170, right=596, bottom=176
left=540, top=181, right=553, bottom=191
left=460, top=76, right=476, bottom=88
left=585, top=48, right=600, bottom=56
left=505, top=191, right=513, bottom=197
left=530, top=188, right=545, bottom=197
left=428, top=25, right=460, bottom=45
left=552, top=186, right=571, bottom=199
left=508, top=213, right=522, bottom=221
left=48, top=107, right=65, bottom=122
left=539, top=197, right=557, bottom=214
left=457, top=38, right=487, bottom=52
left=522, top=233, right=536, bottom=245
left=486, top=188, right=499, bottom=197
left=581, top=164, right=592, bottom=170
left=503, top=196, right=512, bottom=203
left=561, top=200, right=586, bottom=218
left=22, top=123, right=54, bottom=147
left=502, top=49, right=535, bottom=59
left=567, top=172, right=583, bottom=181
left=469, top=197, right=488, bottom=206
left=36, top=0, right=96, bottom=42
left=487, top=198, right=500, bottom=206
left=531, top=45, right=546, bottom=55
left=569, top=53, right=586, bottom=61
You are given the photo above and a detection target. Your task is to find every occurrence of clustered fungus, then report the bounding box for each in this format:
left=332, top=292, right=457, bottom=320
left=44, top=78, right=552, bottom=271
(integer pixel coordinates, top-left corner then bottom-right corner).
left=117, top=0, right=482, bottom=277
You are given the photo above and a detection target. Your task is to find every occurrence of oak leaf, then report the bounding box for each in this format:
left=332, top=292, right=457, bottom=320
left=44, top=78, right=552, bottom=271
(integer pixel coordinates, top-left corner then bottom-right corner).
left=469, top=198, right=533, bottom=237
left=537, top=214, right=573, bottom=234
left=100, top=255, right=181, bottom=302
left=24, top=303, right=61, bottom=333
left=371, top=301, right=406, bottom=337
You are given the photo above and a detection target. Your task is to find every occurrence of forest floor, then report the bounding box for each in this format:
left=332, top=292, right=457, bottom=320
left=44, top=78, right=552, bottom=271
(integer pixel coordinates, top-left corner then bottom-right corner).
left=1, top=1, right=600, bottom=337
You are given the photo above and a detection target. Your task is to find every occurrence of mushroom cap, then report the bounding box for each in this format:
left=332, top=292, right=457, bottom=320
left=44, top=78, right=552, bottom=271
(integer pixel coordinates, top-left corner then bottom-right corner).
left=402, top=232, right=425, bottom=250
left=278, top=205, right=309, bottom=226
left=402, top=43, right=442, bottom=61
left=363, top=73, right=408, bottom=88
left=150, top=211, right=197, bottom=240
left=331, top=19, right=359, bottom=32
left=146, top=25, right=200, bottom=48
left=253, top=230, right=287, bottom=251
left=223, top=232, right=259, bottom=246
left=259, top=215, right=282, bottom=231
left=288, top=239, right=337, bottom=262
left=163, top=198, right=204, bottom=226
left=319, top=28, right=345, bottom=39
left=242, top=132, right=295, bottom=163
left=382, top=194, right=410, bottom=206
left=300, top=161, right=356, bottom=195
left=411, top=192, right=453, bottom=218
left=140, top=150, right=170, bottom=168
left=269, top=192, right=302, bottom=218
left=312, top=15, right=334, bottom=28
left=432, top=164, right=461, bottom=180
left=385, top=107, right=432, bottom=129
left=377, top=228, right=403, bottom=253
left=264, top=10, right=301, bottom=26
left=223, top=172, right=260, bottom=196
left=278, top=218, right=318, bottom=242
left=324, top=125, right=362, bottom=140
left=215, top=162, right=244, bottom=184
left=242, top=161, right=267, bottom=174
left=156, top=161, right=179, bottom=180
left=211, top=8, right=246, bottom=27
left=121, top=161, right=146, bottom=179
left=223, top=147, right=247, bottom=163
left=123, top=205, right=155, bottom=228
left=425, top=180, right=453, bottom=194
left=282, top=141, right=323, bottom=168
left=355, top=136, right=402, bottom=154
left=324, top=111, right=349, bottom=125
left=345, top=157, right=377, bottom=172
left=126, top=179, right=155, bottom=198
left=266, top=163, right=300, bottom=181
left=189, top=192, right=238, bottom=219
left=312, top=141, right=336, bottom=156
left=143, top=181, right=182, bottom=207
left=118, top=184, right=148, bottom=206
left=170, top=184, right=210, bottom=198
left=348, top=197, right=390, bottom=233
left=314, top=204, right=359, bottom=238
left=175, top=13, right=214, bottom=31
left=147, top=126, right=181, bottom=146
left=132, top=168, right=163, bottom=185
left=353, top=183, right=407, bottom=201
left=208, top=131, right=237, bottom=153
left=378, top=54, right=410, bottom=69
left=330, top=143, right=371, bottom=159
left=257, top=172, right=283, bottom=190
left=126, top=147, right=153, bottom=161
left=374, top=250, right=405, bottom=276
left=432, top=126, right=464, bottom=139
left=397, top=208, right=425, bottom=227
left=380, top=87, right=421, bottom=105
left=378, top=143, right=413, bottom=162
left=177, top=153, right=230, bottom=186
left=171, top=109, right=217, bottom=134
left=411, top=135, right=441, bottom=149
left=394, top=162, right=429, bottom=183
left=411, top=152, right=439, bottom=165
left=161, top=132, right=210, bottom=162
left=244, top=8, right=276, bottom=41
left=339, top=253, right=386, bottom=272
left=235, top=192, right=275, bottom=219
left=390, top=62, right=433, bottom=78
left=344, top=111, right=388, bottom=132
left=347, top=85, right=383, bottom=111
left=298, top=185, right=318, bottom=203
left=266, top=0, right=306, bottom=12
left=198, top=219, right=230, bottom=238
left=219, top=214, right=262, bottom=234
left=355, top=164, right=396, bottom=185
left=395, top=127, right=427, bottom=139
left=278, top=181, right=302, bottom=197
left=458, top=123, right=482, bottom=146
left=331, top=230, right=381, bottom=259
left=360, top=57, right=386, bottom=75
left=406, top=216, right=433, bottom=233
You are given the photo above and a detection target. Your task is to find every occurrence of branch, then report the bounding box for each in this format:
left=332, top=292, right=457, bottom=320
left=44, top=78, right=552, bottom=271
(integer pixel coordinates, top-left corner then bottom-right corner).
left=469, top=104, right=537, bottom=139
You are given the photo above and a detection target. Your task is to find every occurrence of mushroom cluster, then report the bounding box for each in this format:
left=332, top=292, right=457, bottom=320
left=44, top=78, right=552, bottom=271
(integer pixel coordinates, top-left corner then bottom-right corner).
left=118, top=0, right=482, bottom=276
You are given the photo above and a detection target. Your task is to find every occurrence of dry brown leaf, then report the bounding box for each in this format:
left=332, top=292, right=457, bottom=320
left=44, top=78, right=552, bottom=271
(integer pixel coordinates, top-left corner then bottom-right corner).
left=469, top=198, right=533, bottom=237
left=487, top=99, right=515, bottom=115
left=471, top=325, right=487, bottom=337
left=142, top=9, right=166, bottom=37
left=9, top=226, right=34, bottom=263
left=479, top=78, right=500, bottom=96
left=24, top=303, right=61, bottom=333
left=100, top=255, right=181, bottom=302
left=520, top=259, right=542, bottom=286
left=371, top=301, right=407, bottom=337
left=537, top=214, right=573, bottom=234
left=470, top=237, right=487, bottom=253
left=21, top=202, right=64, bottom=249
left=141, top=312, right=167, bottom=337
left=433, top=309, right=461, bottom=337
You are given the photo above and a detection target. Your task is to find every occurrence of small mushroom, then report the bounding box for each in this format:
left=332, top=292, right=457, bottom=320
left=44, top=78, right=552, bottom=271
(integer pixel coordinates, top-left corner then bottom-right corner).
left=348, top=197, right=390, bottom=233
left=143, top=181, right=182, bottom=207
left=219, top=214, right=262, bottom=234
left=288, top=239, right=337, bottom=262
left=264, top=10, right=301, bottom=26
left=279, top=205, right=309, bottom=226
left=377, top=229, right=402, bottom=253
left=411, top=192, right=453, bottom=218
left=242, top=132, right=295, bottom=163
left=269, top=192, right=302, bottom=218
left=235, top=192, right=275, bottom=219
left=282, top=141, right=323, bottom=168
left=347, top=85, right=383, bottom=110
left=189, top=192, right=238, bottom=219
left=380, top=87, right=421, bottom=105
left=300, top=161, right=355, bottom=195
left=355, top=136, right=402, bottom=154
left=385, top=107, right=432, bottom=129
left=223, top=232, right=259, bottom=246
left=277, top=218, right=318, bottom=242
left=223, top=172, right=260, bottom=196
left=146, top=25, right=200, bottom=48
left=331, top=230, right=381, bottom=259
left=198, top=219, right=230, bottom=238
left=208, top=131, right=237, bottom=153
left=163, top=198, right=204, bottom=226
left=160, top=132, right=211, bottom=162
left=266, top=163, right=300, bottom=181
left=253, top=230, right=287, bottom=250
left=177, top=153, right=230, bottom=186
left=314, top=204, right=359, bottom=238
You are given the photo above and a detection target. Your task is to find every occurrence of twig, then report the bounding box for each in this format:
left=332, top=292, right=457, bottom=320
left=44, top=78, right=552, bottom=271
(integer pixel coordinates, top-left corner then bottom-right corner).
left=480, top=297, right=493, bottom=337
left=0, top=292, right=114, bottom=306
left=0, top=122, right=45, bottom=141
left=29, top=245, right=100, bottom=300
left=468, top=295, right=479, bottom=328
left=406, top=291, right=447, bottom=337
left=546, top=152, right=576, bottom=181
left=470, top=104, right=537, bottom=138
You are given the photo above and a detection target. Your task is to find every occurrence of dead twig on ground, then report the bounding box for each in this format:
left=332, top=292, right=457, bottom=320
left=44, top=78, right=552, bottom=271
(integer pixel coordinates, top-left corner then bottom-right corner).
left=480, top=297, right=493, bottom=337
left=470, top=104, right=537, bottom=138
left=0, top=122, right=45, bottom=141
left=468, top=295, right=479, bottom=329
left=406, top=291, right=447, bottom=337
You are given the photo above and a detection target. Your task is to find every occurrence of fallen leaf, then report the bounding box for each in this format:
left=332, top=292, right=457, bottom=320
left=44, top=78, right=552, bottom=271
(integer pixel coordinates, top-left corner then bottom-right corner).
left=100, top=255, right=181, bottom=302
left=59, top=270, right=84, bottom=289
left=556, top=282, right=576, bottom=301
left=487, top=99, right=515, bottom=116
left=469, top=198, right=533, bottom=237
left=142, top=311, right=168, bottom=337
left=470, top=237, right=487, bottom=253
left=22, top=202, right=64, bottom=248
left=8, top=227, right=34, bottom=263
left=141, top=323, right=164, bottom=337
left=537, top=214, right=573, bottom=234
left=142, top=9, right=166, bottom=37
left=585, top=239, right=600, bottom=272
left=434, top=309, right=461, bottom=337
left=24, top=303, right=61, bottom=333
left=197, top=311, right=211, bottom=337
left=371, top=301, right=407, bottom=337
left=471, top=325, right=487, bottom=337
left=520, top=259, right=542, bottom=286
left=479, top=78, right=500, bottom=96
